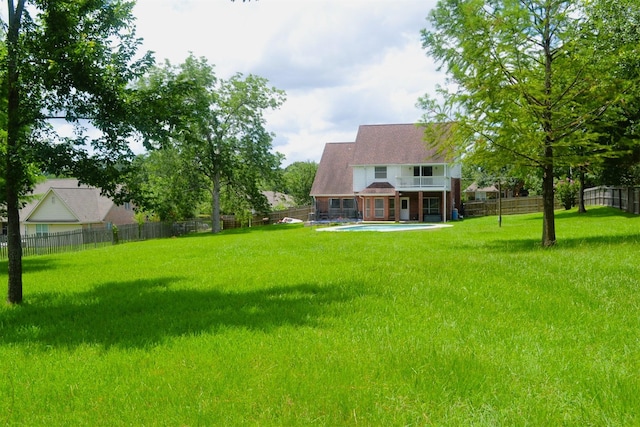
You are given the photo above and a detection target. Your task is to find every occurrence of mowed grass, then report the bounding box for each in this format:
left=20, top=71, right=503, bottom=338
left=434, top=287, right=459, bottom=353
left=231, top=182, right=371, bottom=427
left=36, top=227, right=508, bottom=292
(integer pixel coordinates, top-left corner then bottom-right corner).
left=1, top=206, right=639, bottom=426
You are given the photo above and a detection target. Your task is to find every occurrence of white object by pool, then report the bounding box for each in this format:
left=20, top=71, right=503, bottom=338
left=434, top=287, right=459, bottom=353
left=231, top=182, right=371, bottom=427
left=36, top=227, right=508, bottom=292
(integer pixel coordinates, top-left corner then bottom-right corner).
left=316, top=223, right=453, bottom=232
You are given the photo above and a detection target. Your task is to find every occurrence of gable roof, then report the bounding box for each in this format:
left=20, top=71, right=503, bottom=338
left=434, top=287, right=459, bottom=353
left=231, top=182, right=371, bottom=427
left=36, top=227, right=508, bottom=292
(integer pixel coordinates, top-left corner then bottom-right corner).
left=351, top=123, right=453, bottom=165
left=310, top=142, right=355, bottom=196
left=20, top=179, right=115, bottom=223
left=262, top=190, right=294, bottom=208
left=465, top=182, right=499, bottom=193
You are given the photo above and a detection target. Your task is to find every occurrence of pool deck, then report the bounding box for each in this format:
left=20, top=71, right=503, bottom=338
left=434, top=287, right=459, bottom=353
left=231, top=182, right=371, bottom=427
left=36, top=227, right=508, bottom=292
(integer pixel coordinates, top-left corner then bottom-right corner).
left=314, top=222, right=454, bottom=232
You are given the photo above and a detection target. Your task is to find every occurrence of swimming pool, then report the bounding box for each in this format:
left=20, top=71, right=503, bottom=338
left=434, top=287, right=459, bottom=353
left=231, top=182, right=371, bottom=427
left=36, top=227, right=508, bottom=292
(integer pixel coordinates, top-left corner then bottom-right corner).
left=315, top=223, right=453, bottom=232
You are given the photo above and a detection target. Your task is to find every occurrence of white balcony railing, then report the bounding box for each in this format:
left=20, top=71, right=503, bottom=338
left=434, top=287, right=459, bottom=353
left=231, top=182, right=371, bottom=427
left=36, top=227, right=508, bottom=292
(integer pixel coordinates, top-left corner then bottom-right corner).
left=396, top=176, right=450, bottom=190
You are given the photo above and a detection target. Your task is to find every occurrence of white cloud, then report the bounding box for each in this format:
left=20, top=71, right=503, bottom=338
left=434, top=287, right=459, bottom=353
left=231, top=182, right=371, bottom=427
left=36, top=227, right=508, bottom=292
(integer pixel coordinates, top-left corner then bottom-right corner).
left=132, top=0, right=446, bottom=165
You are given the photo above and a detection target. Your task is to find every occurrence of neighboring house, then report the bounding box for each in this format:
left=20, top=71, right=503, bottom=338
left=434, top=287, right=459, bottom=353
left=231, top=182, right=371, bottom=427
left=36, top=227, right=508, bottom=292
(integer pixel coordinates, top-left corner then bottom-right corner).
left=464, top=183, right=499, bottom=201
left=310, top=123, right=462, bottom=222
left=262, top=190, right=295, bottom=210
left=16, top=179, right=135, bottom=236
left=464, top=182, right=527, bottom=201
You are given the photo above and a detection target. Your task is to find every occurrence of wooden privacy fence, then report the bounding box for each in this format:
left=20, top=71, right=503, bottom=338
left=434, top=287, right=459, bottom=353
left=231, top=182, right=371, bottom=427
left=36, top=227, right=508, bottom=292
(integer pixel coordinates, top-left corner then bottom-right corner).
left=583, top=186, right=640, bottom=214
left=464, top=196, right=562, bottom=217
left=266, top=206, right=313, bottom=222
left=465, top=187, right=640, bottom=218
left=221, top=206, right=314, bottom=229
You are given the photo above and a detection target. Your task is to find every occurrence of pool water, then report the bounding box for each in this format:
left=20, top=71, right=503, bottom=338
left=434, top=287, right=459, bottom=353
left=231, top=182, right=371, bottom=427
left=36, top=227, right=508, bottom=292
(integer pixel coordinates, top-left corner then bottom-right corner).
left=316, top=223, right=453, bottom=232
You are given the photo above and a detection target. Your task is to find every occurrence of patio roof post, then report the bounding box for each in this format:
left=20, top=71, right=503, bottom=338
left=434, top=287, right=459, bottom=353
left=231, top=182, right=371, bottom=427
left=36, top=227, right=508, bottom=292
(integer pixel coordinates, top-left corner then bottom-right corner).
left=394, top=191, right=400, bottom=223
left=443, top=190, right=447, bottom=223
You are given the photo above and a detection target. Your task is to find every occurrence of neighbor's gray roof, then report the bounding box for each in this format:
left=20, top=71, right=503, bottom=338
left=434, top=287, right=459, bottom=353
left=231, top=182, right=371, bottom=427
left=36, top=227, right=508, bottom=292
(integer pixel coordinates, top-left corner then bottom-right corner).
left=351, top=123, right=454, bottom=165
left=310, top=142, right=355, bottom=196
left=464, top=182, right=499, bottom=193
left=20, top=179, right=114, bottom=223
left=262, top=190, right=294, bottom=207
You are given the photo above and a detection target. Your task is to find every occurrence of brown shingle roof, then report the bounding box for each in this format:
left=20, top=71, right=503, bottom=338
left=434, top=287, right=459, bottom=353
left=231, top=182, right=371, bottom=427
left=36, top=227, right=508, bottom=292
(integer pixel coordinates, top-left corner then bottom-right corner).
left=358, top=182, right=396, bottom=195
left=351, top=123, right=453, bottom=165
left=310, top=142, right=355, bottom=196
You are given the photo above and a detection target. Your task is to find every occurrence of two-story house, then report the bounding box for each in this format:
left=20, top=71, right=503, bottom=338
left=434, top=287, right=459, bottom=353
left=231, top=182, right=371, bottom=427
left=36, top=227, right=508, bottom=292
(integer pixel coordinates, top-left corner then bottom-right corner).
left=310, top=123, right=461, bottom=222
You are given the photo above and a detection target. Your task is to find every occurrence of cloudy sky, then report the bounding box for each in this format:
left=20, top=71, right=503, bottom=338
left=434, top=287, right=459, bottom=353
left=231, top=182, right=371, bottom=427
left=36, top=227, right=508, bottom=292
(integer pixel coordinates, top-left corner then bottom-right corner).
left=132, top=0, right=445, bottom=166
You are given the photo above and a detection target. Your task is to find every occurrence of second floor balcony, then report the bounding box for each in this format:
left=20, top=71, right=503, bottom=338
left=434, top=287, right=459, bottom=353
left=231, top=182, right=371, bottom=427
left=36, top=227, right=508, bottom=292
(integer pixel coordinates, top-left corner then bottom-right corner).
left=395, top=175, right=450, bottom=190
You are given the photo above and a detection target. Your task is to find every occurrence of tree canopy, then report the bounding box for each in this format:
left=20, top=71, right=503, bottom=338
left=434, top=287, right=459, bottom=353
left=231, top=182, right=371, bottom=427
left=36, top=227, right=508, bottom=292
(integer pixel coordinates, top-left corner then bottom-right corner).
left=125, top=149, right=207, bottom=222
left=420, top=0, right=640, bottom=246
left=283, top=161, right=317, bottom=207
left=1, top=0, right=154, bottom=303
left=131, top=54, right=286, bottom=233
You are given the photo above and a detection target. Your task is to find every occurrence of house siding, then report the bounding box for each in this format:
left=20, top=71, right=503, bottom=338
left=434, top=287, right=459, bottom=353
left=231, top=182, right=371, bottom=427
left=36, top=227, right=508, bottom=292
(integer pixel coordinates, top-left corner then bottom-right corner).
left=355, top=164, right=456, bottom=192
left=353, top=165, right=404, bottom=191
left=104, top=203, right=137, bottom=226
left=24, top=223, right=104, bottom=235
left=28, top=192, right=76, bottom=222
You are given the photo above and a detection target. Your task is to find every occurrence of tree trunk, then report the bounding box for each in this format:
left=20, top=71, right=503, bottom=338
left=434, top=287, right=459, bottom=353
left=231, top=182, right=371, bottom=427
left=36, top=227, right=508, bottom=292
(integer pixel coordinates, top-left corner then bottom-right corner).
left=577, top=167, right=587, bottom=213
left=211, top=172, right=221, bottom=233
left=541, top=163, right=556, bottom=247
left=498, top=181, right=502, bottom=227
left=540, top=6, right=556, bottom=248
left=6, top=190, right=23, bottom=304
left=6, top=0, right=25, bottom=304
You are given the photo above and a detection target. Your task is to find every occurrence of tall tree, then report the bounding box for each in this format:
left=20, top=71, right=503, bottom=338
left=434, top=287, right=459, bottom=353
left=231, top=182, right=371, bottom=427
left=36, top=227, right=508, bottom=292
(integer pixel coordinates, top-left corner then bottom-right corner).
left=124, top=150, right=207, bottom=222
left=283, top=161, right=317, bottom=206
left=133, top=55, right=285, bottom=233
left=420, top=0, right=640, bottom=246
left=587, top=0, right=640, bottom=192
left=1, top=0, right=153, bottom=303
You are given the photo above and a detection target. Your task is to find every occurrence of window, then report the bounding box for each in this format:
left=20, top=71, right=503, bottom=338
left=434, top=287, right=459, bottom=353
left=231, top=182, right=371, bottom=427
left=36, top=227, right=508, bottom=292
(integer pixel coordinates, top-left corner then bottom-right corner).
left=389, top=198, right=395, bottom=219
left=374, top=198, right=384, bottom=218
left=36, top=224, right=49, bottom=237
left=342, top=199, right=354, bottom=209
left=330, top=198, right=341, bottom=209
left=374, top=166, right=387, bottom=179
left=414, top=166, right=433, bottom=176
left=424, top=197, right=440, bottom=214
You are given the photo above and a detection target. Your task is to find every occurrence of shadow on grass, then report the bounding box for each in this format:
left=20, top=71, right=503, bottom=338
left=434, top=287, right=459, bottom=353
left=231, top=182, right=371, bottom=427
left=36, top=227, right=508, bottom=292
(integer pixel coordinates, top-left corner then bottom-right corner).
left=460, top=207, right=639, bottom=252
left=0, top=277, right=353, bottom=349
left=471, top=232, right=640, bottom=253
left=0, top=257, right=61, bottom=275
left=524, top=207, right=638, bottom=220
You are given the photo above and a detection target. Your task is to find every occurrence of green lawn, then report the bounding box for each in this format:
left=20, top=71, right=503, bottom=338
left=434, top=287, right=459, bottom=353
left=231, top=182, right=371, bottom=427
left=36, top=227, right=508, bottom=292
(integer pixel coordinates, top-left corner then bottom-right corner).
left=1, top=207, right=638, bottom=426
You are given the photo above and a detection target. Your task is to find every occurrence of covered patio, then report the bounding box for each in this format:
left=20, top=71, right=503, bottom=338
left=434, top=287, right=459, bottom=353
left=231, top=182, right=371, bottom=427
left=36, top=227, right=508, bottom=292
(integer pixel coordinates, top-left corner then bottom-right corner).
left=357, top=183, right=452, bottom=223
